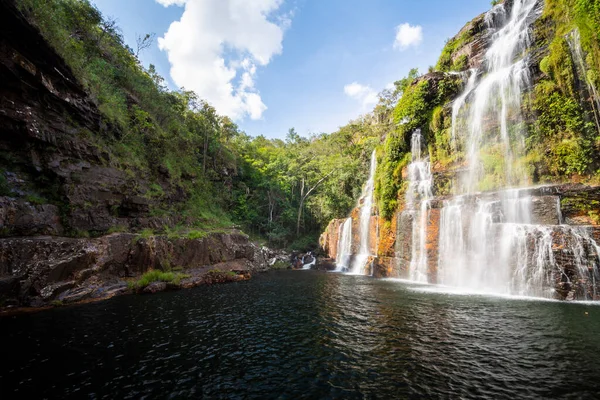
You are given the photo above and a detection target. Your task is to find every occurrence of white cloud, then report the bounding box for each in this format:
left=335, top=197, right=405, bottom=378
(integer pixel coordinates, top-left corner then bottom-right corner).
left=344, top=82, right=378, bottom=108
left=156, top=0, right=186, bottom=6
left=394, top=23, right=423, bottom=50
left=156, top=0, right=288, bottom=121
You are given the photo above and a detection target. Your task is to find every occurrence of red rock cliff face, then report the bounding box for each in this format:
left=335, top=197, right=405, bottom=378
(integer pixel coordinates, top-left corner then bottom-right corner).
left=319, top=209, right=380, bottom=264
left=319, top=219, right=344, bottom=259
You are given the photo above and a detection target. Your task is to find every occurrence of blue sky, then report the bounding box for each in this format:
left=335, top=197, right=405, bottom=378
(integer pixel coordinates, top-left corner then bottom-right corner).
left=92, top=0, right=490, bottom=138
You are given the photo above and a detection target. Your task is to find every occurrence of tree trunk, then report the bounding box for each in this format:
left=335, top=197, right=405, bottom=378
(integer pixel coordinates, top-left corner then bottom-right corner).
left=296, top=197, right=304, bottom=236
left=203, top=131, right=208, bottom=173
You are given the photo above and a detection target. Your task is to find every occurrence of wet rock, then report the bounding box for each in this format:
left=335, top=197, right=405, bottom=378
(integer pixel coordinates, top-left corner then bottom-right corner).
left=143, top=282, right=167, bottom=294
left=40, top=281, right=76, bottom=300
left=316, top=258, right=336, bottom=271
left=180, top=276, right=203, bottom=289
left=59, top=287, right=94, bottom=303
left=142, top=282, right=167, bottom=293
left=91, top=283, right=128, bottom=299
left=202, top=270, right=248, bottom=285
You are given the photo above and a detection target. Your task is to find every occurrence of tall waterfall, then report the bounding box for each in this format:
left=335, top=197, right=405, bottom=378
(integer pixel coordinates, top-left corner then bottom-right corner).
left=406, top=130, right=432, bottom=282
left=433, top=0, right=600, bottom=299
left=351, top=150, right=377, bottom=275
left=335, top=218, right=352, bottom=271
left=438, top=0, right=546, bottom=294
left=455, top=0, right=539, bottom=193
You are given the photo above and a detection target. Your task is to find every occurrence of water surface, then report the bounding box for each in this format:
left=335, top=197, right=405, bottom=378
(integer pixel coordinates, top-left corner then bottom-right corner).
left=1, top=271, right=599, bottom=399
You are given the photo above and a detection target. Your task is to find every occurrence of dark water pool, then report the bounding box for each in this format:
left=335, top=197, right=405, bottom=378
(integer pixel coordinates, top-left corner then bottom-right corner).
left=1, top=271, right=600, bottom=399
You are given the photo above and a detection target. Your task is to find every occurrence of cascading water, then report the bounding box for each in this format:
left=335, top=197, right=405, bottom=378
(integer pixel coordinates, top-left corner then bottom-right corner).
left=350, top=150, right=377, bottom=275
left=451, top=69, right=477, bottom=146
left=406, top=130, right=432, bottom=282
left=454, top=0, right=539, bottom=193
left=434, top=0, right=600, bottom=299
left=335, top=218, right=352, bottom=271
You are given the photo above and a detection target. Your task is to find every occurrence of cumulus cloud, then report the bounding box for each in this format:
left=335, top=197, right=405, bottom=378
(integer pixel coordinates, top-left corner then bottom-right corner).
left=156, top=0, right=288, bottom=120
left=394, top=23, right=423, bottom=50
left=344, top=82, right=379, bottom=108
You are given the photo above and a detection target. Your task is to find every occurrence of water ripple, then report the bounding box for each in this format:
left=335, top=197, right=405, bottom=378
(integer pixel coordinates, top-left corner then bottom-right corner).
left=1, top=271, right=600, bottom=399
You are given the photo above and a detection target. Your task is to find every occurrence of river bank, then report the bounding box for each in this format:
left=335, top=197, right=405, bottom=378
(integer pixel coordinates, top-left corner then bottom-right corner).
left=0, top=230, right=293, bottom=314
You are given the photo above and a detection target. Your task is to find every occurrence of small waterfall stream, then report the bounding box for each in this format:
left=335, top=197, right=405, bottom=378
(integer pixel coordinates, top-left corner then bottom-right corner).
left=406, top=130, right=433, bottom=282
left=566, top=28, right=600, bottom=133
left=335, top=218, right=352, bottom=271
left=350, top=150, right=377, bottom=274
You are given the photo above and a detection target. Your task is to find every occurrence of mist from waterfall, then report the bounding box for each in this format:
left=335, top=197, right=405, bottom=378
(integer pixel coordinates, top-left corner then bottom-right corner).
left=350, top=150, right=377, bottom=275
left=406, top=130, right=432, bottom=283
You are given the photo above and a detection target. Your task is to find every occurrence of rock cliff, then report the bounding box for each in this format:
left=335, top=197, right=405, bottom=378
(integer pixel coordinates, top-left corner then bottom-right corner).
left=0, top=231, right=272, bottom=309
left=0, top=1, right=287, bottom=312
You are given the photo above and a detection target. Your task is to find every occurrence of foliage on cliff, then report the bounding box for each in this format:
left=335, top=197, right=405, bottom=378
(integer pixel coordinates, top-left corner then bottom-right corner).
left=528, top=0, right=600, bottom=180
left=373, top=0, right=600, bottom=220
left=12, top=0, right=377, bottom=248
left=375, top=72, right=461, bottom=219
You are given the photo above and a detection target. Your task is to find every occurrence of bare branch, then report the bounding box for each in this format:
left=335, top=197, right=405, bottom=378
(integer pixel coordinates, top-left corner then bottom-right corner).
left=135, top=33, right=156, bottom=58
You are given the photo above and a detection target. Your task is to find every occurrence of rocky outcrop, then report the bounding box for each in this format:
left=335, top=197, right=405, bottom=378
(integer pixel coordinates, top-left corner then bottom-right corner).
left=319, top=219, right=344, bottom=260
left=0, top=196, right=63, bottom=235
left=0, top=230, right=271, bottom=309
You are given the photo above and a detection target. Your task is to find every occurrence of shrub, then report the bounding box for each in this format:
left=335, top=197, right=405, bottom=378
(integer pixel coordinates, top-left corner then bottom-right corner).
left=129, top=270, right=190, bottom=289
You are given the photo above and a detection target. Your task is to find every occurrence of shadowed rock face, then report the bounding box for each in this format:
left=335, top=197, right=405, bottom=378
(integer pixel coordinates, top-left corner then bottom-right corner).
left=0, top=0, right=190, bottom=236
left=0, top=231, right=270, bottom=308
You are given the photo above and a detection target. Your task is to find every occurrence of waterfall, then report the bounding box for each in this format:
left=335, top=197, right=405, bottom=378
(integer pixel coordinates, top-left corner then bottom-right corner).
left=451, top=69, right=477, bottom=146
left=335, top=218, right=353, bottom=271
left=406, top=130, right=433, bottom=283
left=302, top=252, right=316, bottom=270
left=350, top=150, right=377, bottom=275
left=451, top=0, right=540, bottom=193
left=434, top=0, right=593, bottom=297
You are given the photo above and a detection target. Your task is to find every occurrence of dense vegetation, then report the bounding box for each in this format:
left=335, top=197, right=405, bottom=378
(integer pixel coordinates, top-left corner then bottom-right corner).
left=15, top=0, right=379, bottom=249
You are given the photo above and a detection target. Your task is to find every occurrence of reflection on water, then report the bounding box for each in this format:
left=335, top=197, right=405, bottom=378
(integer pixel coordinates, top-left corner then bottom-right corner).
left=1, top=271, right=599, bottom=399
